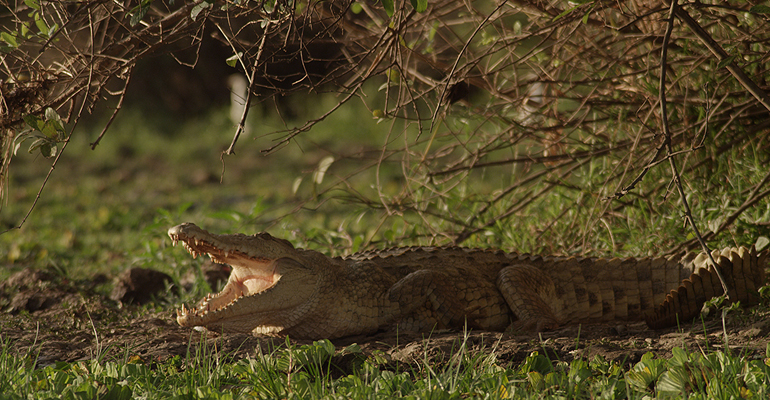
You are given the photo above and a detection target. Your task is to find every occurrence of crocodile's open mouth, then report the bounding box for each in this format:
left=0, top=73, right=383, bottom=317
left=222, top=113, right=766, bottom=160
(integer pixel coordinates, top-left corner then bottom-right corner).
left=170, top=231, right=281, bottom=321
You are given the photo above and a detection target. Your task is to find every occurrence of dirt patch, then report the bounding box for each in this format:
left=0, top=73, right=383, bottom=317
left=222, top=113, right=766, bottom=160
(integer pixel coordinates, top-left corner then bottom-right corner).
left=1, top=268, right=768, bottom=369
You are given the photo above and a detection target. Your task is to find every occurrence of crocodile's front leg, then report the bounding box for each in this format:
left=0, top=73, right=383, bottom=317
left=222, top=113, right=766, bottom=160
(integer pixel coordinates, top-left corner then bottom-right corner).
left=497, top=264, right=561, bottom=332
left=387, top=270, right=469, bottom=331
left=387, top=269, right=511, bottom=332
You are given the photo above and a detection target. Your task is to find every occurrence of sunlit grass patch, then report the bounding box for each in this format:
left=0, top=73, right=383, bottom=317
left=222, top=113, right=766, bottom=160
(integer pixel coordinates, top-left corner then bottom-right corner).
left=1, top=333, right=769, bottom=399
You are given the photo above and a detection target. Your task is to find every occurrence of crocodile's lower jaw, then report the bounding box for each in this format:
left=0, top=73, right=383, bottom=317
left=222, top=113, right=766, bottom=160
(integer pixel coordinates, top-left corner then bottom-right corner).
left=185, top=259, right=279, bottom=311
left=176, top=275, right=277, bottom=326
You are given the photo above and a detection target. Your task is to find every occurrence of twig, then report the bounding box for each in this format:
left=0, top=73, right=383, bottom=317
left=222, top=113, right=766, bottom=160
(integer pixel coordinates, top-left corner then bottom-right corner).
left=667, top=170, right=770, bottom=254
left=675, top=6, right=770, bottom=112
left=90, top=69, right=132, bottom=149
left=223, top=20, right=272, bottom=156
left=610, top=139, right=666, bottom=199
left=260, top=88, right=363, bottom=155
left=427, top=1, right=506, bottom=139
left=2, top=127, right=74, bottom=235
left=430, top=142, right=630, bottom=177
left=453, top=158, right=587, bottom=245
left=659, top=1, right=733, bottom=302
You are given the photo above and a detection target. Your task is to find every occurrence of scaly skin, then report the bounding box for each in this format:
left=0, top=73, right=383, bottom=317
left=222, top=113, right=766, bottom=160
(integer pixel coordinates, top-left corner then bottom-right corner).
left=168, top=223, right=767, bottom=339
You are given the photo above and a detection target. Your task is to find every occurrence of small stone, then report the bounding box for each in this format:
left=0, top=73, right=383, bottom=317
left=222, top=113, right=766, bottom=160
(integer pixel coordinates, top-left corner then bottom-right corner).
left=8, top=290, right=58, bottom=313
left=110, top=268, right=174, bottom=304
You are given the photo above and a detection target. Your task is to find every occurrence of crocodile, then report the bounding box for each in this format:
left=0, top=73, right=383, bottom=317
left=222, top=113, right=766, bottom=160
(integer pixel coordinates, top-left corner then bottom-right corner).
left=168, top=223, right=767, bottom=339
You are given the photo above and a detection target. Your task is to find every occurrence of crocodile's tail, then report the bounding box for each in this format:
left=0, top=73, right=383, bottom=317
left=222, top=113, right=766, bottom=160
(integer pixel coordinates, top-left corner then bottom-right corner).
left=645, top=247, right=767, bottom=329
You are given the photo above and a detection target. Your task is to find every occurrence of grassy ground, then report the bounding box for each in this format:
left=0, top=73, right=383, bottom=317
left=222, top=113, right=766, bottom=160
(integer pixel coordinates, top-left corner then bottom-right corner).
left=1, top=88, right=769, bottom=398
left=2, top=336, right=769, bottom=399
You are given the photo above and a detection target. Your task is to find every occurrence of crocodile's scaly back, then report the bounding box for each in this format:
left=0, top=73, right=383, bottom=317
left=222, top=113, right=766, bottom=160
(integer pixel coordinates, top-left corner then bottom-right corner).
left=168, top=223, right=767, bottom=339
left=349, top=247, right=766, bottom=331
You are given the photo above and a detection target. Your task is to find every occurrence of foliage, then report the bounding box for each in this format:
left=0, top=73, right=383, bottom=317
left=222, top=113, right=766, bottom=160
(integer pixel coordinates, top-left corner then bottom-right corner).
left=1, top=334, right=769, bottom=399
left=1, top=0, right=769, bottom=255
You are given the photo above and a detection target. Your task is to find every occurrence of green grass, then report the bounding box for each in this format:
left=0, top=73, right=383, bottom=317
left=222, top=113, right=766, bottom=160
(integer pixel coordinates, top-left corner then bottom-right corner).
left=1, top=334, right=769, bottom=399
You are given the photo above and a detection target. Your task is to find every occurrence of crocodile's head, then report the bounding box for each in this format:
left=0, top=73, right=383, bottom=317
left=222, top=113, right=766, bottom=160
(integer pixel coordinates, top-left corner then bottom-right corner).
left=168, top=223, right=325, bottom=335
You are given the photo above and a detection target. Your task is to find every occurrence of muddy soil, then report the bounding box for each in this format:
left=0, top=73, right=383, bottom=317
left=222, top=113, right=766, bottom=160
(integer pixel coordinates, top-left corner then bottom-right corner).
left=2, top=267, right=768, bottom=370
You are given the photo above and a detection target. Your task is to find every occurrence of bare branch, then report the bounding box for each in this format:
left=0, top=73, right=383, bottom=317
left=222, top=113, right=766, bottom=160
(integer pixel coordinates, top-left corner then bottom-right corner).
left=659, top=0, right=733, bottom=301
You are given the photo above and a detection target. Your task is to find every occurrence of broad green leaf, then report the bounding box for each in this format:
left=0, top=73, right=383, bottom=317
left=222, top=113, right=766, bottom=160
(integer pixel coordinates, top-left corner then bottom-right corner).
left=582, top=9, right=591, bottom=24
left=225, top=52, right=241, bottom=67
left=130, top=0, right=152, bottom=26
left=341, top=343, right=362, bottom=354
left=381, top=0, right=394, bottom=17
left=317, top=339, right=335, bottom=356
left=351, top=235, right=363, bottom=253
left=669, top=347, right=689, bottom=367
left=527, top=371, right=545, bottom=391
left=41, top=120, right=58, bottom=139
left=313, top=156, right=334, bottom=185
left=553, top=6, right=578, bottom=21
left=40, top=142, right=57, bottom=158
left=35, top=14, right=49, bottom=36
left=23, top=114, right=44, bottom=130
left=756, top=236, right=769, bottom=251
left=410, top=0, right=427, bottom=13
left=0, top=32, right=17, bottom=47
left=656, top=368, right=691, bottom=394
left=749, top=5, right=770, bottom=14
left=28, top=137, right=47, bottom=154
left=717, top=55, right=736, bottom=69
left=24, top=0, right=40, bottom=10
left=20, top=22, right=30, bottom=38
left=387, top=68, right=400, bottom=84
left=45, top=107, right=65, bottom=137
left=191, top=1, right=213, bottom=21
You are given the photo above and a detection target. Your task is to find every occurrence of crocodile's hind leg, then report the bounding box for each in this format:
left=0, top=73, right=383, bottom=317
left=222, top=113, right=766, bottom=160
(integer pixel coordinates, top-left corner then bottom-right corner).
left=387, top=269, right=487, bottom=332
left=497, top=264, right=561, bottom=332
